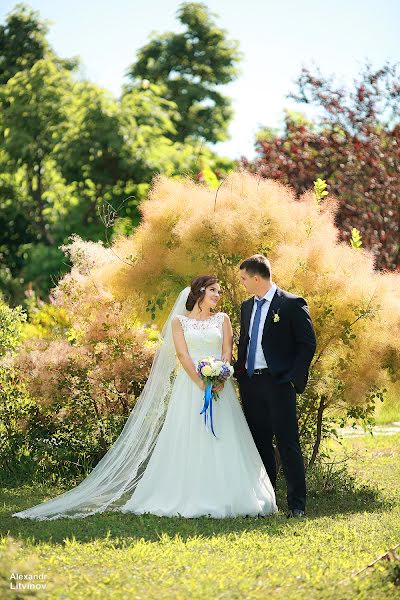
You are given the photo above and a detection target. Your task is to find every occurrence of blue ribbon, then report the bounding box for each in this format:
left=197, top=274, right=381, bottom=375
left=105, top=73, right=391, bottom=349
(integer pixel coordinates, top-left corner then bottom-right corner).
left=200, top=382, right=217, bottom=437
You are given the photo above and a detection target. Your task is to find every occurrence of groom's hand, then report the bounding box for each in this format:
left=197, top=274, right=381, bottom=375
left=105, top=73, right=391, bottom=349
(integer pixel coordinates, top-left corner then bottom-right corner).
left=212, top=382, right=224, bottom=393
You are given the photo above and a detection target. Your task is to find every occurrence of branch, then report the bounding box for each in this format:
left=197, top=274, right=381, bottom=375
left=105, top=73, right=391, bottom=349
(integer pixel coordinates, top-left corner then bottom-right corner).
left=353, top=543, right=400, bottom=577
left=313, top=287, right=379, bottom=368
left=98, top=197, right=137, bottom=267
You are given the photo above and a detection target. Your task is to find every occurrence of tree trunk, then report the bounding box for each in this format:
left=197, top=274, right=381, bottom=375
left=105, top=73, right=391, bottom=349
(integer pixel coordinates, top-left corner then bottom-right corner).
left=299, top=394, right=318, bottom=437
left=120, top=388, right=130, bottom=417
left=83, top=184, right=104, bottom=227
left=307, top=395, right=326, bottom=470
left=28, top=163, right=56, bottom=245
left=90, top=395, right=108, bottom=452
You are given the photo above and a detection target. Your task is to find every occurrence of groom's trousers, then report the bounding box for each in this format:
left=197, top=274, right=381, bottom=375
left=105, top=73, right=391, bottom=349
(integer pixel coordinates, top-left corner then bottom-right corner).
left=238, top=371, right=306, bottom=512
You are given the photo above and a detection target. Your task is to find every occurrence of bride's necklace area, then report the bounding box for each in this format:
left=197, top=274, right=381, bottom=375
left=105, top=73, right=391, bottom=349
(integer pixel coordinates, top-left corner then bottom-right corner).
left=186, top=310, right=214, bottom=321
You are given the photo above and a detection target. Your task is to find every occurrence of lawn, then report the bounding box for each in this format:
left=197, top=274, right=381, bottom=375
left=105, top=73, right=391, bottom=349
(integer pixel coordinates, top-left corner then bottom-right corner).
left=1, top=433, right=399, bottom=599
left=374, top=391, right=400, bottom=425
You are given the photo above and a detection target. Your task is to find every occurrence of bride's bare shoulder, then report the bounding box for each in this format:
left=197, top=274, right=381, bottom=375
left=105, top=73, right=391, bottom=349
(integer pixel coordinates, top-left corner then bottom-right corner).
left=219, top=312, right=231, bottom=322
left=172, top=315, right=184, bottom=326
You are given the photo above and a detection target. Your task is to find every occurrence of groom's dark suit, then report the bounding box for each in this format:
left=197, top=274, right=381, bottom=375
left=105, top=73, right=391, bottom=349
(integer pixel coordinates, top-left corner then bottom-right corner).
left=234, top=286, right=316, bottom=512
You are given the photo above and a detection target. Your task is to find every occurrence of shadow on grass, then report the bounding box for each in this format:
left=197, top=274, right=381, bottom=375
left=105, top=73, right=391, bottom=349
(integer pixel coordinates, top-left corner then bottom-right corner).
left=0, top=474, right=393, bottom=547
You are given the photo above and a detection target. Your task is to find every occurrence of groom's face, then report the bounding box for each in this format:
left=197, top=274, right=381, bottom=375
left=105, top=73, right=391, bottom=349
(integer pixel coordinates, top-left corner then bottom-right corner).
left=239, top=269, right=257, bottom=294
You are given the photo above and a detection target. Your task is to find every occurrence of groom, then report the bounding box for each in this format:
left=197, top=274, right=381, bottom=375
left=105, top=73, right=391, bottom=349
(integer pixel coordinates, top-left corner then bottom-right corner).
left=234, top=254, right=316, bottom=517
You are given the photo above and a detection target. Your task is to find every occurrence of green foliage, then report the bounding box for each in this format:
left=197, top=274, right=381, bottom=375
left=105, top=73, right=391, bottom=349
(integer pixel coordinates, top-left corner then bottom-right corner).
left=1, top=59, right=73, bottom=171
left=0, top=300, right=26, bottom=355
left=0, top=3, right=78, bottom=85
left=0, top=298, right=37, bottom=482
left=0, top=367, right=39, bottom=483
left=0, top=63, right=234, bottom=301
left=21, top=290, right=70, bottom=340
left=0, top=3, right=236, bottom=302
left=197, top=164, right=221, bottom=188
left=0, top=58, right=74, bottom=269
left=350, top=227, right=362, bottom=250
left=313, top=178, right=328, bottom=204
left=385, top=561, right=400, bottom=587
left=374, top=385, right=400, bottom=424
left=59, top=81, right=179, bottom=189
left=127, top=1, right=241, bottom=143
left=19, top=243, right=67, bottom=295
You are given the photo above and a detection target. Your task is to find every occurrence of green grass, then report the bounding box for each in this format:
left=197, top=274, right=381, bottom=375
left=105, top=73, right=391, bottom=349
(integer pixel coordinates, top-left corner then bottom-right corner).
left=374, top=391, right=400, bottom=425
left=1, top=434, right=400, bottom=599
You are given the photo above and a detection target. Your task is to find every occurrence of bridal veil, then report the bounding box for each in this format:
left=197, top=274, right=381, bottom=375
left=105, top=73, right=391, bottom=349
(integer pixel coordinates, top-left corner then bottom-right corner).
left=12, top=287, right=191, bottom=520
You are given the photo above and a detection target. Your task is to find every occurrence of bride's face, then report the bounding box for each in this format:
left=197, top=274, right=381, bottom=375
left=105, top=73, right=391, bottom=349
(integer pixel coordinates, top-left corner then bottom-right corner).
left=202, top=283, right=222, bottom=310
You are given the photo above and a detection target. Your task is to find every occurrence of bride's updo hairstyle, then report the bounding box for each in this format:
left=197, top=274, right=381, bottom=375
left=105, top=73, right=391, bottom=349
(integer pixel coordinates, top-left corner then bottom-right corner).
left=186, top=275, right=219, bottom=313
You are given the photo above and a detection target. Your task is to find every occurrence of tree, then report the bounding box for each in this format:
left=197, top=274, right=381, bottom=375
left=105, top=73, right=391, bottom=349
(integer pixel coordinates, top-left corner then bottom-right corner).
left=58, top=79, right=230, bottom=236
left=0, top=150, right=35, bottom=299
left=242, top=64, right=400, bottom=271
left=0, top=4, right=236, bottom=302
left=126, top=1, right=241, bottom=143
left=0, top=59, right=87, bottom=297
left=0, top=58, right=74, bottom=247
left=0, top=3, right=78, bottom=85
left=58, top=81, right=179, bottom=208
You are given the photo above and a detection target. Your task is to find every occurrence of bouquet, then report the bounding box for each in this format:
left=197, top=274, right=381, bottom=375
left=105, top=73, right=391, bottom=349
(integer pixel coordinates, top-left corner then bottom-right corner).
left=196, top=356, right=234, bottom=437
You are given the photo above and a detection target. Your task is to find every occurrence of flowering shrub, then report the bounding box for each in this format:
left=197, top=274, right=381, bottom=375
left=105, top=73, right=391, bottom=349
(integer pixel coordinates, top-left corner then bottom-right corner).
left=103, top=171, right=400, bottom=463
left=5, top=239, right=157, bottom=482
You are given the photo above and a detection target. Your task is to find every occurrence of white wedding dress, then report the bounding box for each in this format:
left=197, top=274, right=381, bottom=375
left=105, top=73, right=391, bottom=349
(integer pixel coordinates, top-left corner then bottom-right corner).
left=12, top=288, right=277, bottom=521
left=120, top=312, right=277, bottom=518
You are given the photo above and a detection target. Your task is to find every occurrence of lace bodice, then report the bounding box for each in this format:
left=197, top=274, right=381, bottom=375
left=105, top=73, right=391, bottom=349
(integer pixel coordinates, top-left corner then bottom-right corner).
left=176, top=312, right=225, bottom=363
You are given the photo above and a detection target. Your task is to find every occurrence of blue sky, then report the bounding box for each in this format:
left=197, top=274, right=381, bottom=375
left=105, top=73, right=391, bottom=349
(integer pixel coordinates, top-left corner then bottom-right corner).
left=1, top=0, right=399, bottom=158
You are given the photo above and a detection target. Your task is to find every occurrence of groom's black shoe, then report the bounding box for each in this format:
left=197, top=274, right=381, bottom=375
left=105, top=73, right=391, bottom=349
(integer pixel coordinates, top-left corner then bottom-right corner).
left=287, top=509, right=306, bottom=519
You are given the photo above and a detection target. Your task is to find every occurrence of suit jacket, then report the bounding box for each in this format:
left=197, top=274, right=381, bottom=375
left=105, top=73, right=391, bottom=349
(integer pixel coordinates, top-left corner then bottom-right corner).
left=234, top=287, right=317, bottom=394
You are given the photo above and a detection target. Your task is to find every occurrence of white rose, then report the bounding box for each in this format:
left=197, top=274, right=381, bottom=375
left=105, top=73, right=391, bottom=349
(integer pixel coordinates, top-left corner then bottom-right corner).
left=201, top=365, right=213, bottom=377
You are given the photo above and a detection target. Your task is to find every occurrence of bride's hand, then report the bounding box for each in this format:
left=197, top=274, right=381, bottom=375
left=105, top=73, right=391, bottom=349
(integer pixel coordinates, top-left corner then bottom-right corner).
left=197, top=378, right=205, bottom=391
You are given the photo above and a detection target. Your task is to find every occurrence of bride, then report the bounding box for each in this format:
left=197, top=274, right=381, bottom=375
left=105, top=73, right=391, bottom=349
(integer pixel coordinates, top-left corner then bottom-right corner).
left=13, top=275, right=277, bottom=520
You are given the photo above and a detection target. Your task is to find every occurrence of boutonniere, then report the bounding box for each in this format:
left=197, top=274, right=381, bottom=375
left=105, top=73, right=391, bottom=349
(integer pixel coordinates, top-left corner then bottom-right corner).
left=272, top=309, right=280, bottom=323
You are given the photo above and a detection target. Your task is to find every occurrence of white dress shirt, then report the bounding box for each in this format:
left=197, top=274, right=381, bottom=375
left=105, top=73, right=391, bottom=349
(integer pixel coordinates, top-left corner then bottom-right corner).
left=245, top=283, right=277, bottom=370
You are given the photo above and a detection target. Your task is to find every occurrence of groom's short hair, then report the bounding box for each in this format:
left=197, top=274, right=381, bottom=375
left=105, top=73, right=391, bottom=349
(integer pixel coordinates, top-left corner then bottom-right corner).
left=240, top=255, right=271, bottom=280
